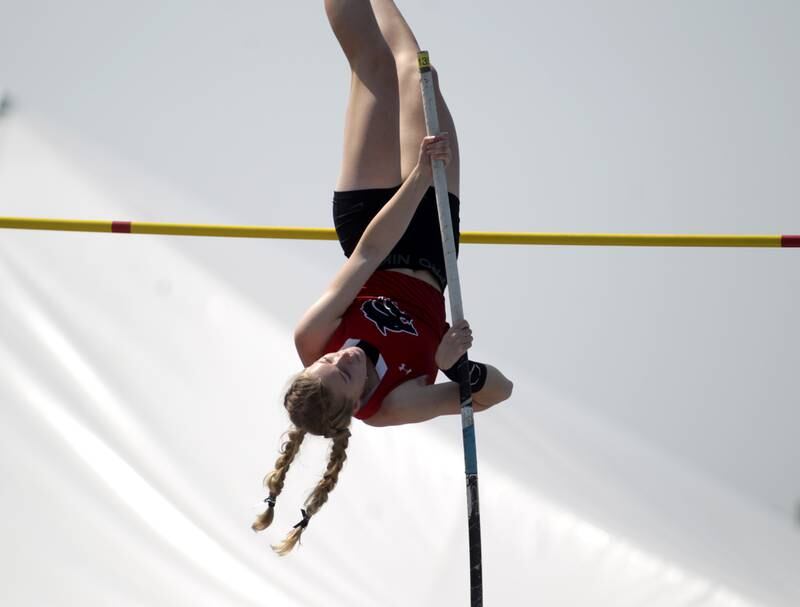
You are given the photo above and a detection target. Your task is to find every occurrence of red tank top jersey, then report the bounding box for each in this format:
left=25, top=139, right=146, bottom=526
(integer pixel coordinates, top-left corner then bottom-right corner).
left=323, top=270, right=447, bottom=421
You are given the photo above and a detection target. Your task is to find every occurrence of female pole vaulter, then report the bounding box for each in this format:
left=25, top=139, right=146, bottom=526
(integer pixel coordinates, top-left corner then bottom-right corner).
left=253, top=0, right=513, bottom=555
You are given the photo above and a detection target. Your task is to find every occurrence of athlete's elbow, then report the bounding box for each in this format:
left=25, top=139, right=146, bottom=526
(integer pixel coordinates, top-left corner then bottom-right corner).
left=474, top=371, right=513, bottom=411
left=498, top=377, right=514, bottom=402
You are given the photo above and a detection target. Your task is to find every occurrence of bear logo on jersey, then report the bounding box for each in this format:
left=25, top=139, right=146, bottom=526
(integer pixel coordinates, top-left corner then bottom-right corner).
left=361, top=297, right=419, bottom=337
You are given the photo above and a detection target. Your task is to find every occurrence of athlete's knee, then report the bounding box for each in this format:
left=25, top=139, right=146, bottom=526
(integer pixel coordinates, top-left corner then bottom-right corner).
left=351, top=50, right=398, bottom=88
left=327, top=0, right=397, bottom=74
left=400, top=61, right=445, bottom=110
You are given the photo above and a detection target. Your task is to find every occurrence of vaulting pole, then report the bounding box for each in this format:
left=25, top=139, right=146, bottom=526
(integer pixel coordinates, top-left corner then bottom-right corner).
left=418, top=50, right=483, bottom=607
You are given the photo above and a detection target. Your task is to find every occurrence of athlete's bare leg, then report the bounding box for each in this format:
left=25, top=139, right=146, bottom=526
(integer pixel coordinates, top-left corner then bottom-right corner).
left=369, top=0, right=460, bottom=197
left=325, top=0, right=402, bottom=191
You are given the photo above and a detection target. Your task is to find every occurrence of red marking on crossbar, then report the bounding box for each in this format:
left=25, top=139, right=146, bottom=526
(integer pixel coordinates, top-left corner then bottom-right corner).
left=782, top=235, right=800, bottom=248
left=111, top=221, right=132, bottom=233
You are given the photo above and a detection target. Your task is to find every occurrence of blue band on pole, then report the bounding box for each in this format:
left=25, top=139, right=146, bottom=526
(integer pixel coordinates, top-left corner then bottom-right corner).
left=462, top=423, right=478, bottom=475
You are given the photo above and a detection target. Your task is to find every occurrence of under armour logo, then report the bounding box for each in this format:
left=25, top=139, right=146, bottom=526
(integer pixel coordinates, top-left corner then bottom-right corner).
left=399, top=363, right=413, bottom=376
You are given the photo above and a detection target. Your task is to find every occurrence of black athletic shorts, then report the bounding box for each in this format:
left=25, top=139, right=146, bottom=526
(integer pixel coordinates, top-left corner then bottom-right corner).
left=333, top=185, right=460, bottom=292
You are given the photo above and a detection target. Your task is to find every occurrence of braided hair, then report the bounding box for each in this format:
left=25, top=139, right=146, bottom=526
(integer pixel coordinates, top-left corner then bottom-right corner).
left=252, top=371, right=356, bottom=555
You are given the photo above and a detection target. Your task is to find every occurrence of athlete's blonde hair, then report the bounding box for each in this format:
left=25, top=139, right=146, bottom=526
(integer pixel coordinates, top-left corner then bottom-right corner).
left=252, top=371, right=356, bottom=555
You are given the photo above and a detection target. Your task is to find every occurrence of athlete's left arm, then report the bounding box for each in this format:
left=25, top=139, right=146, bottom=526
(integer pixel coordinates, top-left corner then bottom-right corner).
left=363, top=365, right=513, bottom=427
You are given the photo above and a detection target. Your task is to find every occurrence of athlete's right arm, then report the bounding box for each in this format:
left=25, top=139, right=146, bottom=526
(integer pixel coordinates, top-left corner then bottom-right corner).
left=294, top=135, right=450, bottom=364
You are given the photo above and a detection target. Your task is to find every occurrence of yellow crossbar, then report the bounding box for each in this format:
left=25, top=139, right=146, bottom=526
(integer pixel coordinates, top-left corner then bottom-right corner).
left=1, top=217, right=797, bottom=248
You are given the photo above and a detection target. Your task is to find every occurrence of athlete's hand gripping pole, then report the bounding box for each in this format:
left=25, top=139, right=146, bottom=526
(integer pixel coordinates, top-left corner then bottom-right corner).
left=418, top=51, right=483, bottom=607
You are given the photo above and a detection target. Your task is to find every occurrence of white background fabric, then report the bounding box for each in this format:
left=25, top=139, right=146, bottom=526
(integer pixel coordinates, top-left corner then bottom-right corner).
left=1, top=2, right=798, bottom=606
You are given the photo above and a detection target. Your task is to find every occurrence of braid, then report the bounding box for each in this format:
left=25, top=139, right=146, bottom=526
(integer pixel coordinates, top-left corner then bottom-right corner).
left=255, top=370, right=356, bottom=555
left=306, top=428, right=351, bottom=515
left=271, top=429, right=351, bottom=556
left=251, top=426, right=306, bottom=532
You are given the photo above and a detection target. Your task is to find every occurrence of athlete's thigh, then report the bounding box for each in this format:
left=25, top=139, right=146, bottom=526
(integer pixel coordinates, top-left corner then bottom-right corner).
left=336, top=59, right=403, bottom=191
left=397, top=62, right=460, bottom=197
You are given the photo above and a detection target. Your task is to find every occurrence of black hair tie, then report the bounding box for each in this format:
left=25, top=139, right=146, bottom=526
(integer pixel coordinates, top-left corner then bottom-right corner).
left=264, top=496, right=276, bottom=507
left=293, top=508, right=310, bottom=530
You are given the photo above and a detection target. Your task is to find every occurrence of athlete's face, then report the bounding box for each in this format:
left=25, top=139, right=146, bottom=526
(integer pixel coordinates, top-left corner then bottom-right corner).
left=306, top=347, right=368, bottom=408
